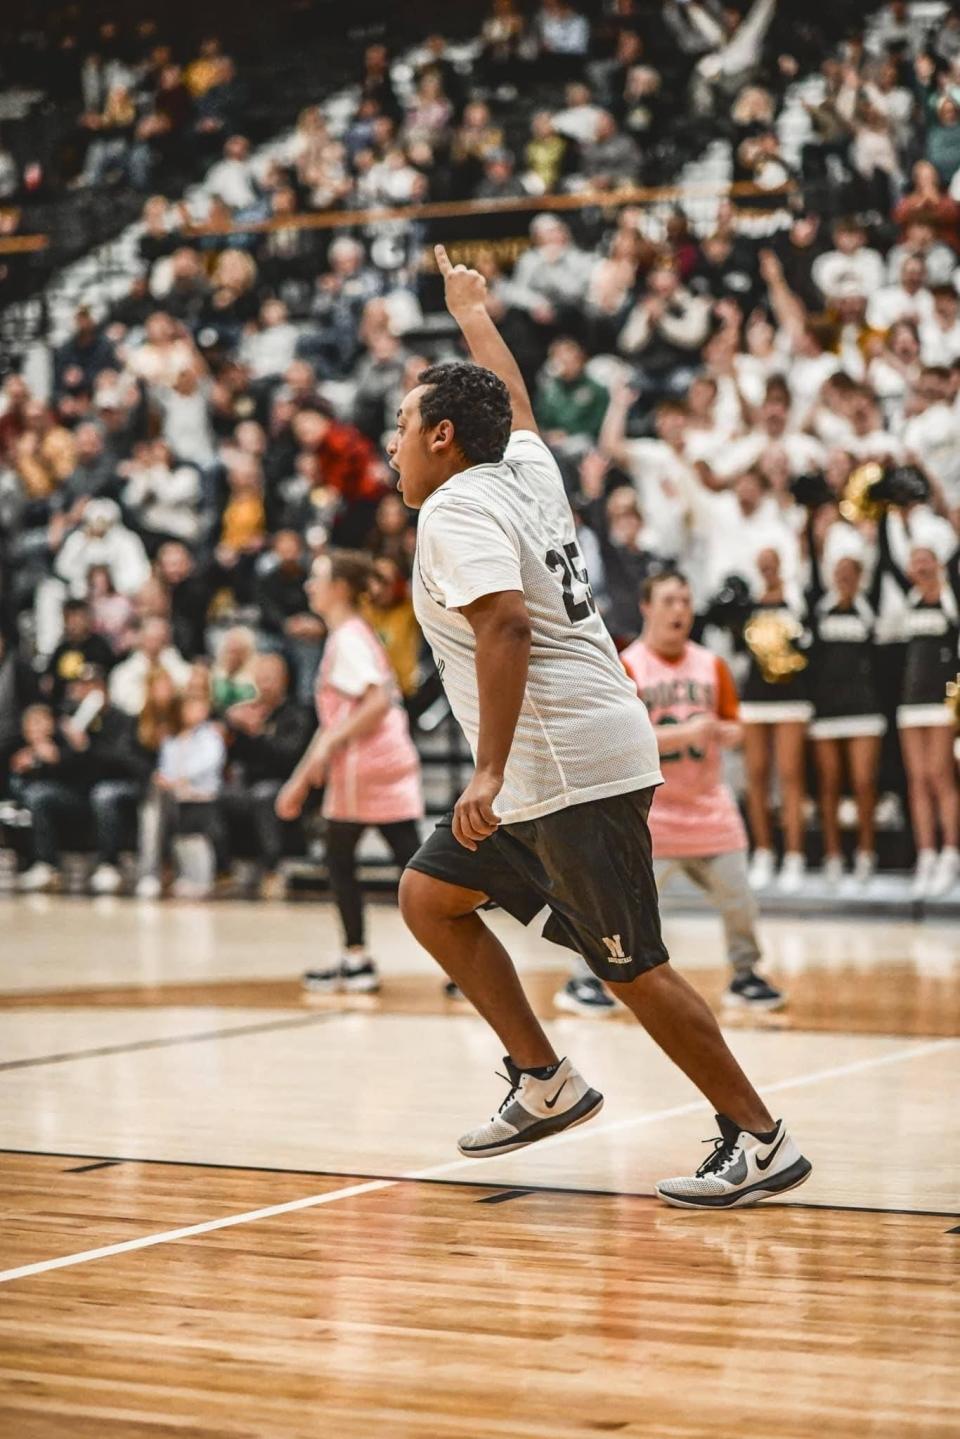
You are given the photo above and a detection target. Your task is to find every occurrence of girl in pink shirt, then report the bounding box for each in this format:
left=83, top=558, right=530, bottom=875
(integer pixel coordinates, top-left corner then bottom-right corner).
left=276, top=550, right=424, bottom=992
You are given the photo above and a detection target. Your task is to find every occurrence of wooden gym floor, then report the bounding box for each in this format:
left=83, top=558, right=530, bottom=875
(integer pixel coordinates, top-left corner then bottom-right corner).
left=0, top=894, right=958, bottom=1437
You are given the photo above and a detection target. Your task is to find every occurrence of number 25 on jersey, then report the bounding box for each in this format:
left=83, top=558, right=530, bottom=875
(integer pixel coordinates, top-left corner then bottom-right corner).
left=546, top=541, right=596, bottom=624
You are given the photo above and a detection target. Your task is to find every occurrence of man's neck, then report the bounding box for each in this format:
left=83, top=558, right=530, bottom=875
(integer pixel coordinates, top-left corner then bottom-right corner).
left=643, top=633, right=686, bottom=662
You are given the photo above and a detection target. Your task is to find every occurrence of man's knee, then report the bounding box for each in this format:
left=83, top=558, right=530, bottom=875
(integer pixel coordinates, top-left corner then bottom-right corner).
left=607, top=957, right=674, bottom=1002
left=398, top=867, right=486, bottom=930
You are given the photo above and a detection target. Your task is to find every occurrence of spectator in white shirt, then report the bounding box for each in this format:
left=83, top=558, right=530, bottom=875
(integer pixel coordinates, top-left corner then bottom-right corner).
left=866, top=254, right=935, bottom=331
left=109, top=617, right=193, bottom=716
left=844, top=383, right=906, bottom=463
left=711, top=379, right=827, bottom=481
left=678, top=465, right=801, bottom=599
left=598, top=382, right=692, bottom=561
left=239, top=299, right=300, bottom=381
left=537, top=2, right=590, bottom=58
left=127, top=312, right=201, bottom=392
left=121, top=440, right=203, bottom=545
left=865, top=1, right=927, bottom=57
left=862, top=58, right=914, bottom=150
left=361, top=147, right=424, bottom=206
left=812, top=217, right=886, bottom=303
left=54, top=500, right=152, bottom=599
left=502, top=214, right=596, bottom=328
left=920, top=285, right=960, bottom=366
left=682, top=373, right=738, bottom=467
left=154, top=367, right=216, bottom=469
left=136, top=690, right=227, bottom=899
left=868, top=319, right=922, bottom=428
left=902, top=366, right=960, bottom=505
left=550, top=82, right=605, bottom=144
left=206, top=134, right=260, bottom=211
left=886, top=219, right=956, bottom=287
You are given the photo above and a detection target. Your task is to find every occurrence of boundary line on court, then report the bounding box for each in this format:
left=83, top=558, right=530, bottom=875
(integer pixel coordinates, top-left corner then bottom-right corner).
left=0, top=1035, right=954, bottom=1286
left=0, top=1148, right=957, bottom=1221
left=0, top=1012, right=344, bottom=1072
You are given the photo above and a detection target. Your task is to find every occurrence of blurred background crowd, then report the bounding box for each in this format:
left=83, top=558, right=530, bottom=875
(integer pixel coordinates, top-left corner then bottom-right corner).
left=2, top=0, right=960, bottom=905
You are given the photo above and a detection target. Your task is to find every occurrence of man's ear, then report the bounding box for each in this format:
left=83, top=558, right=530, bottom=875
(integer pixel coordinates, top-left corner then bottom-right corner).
left=428, top=419, right=456, bottom=453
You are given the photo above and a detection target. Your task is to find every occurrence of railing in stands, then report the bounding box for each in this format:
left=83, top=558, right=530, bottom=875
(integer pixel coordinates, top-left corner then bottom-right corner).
left=0, top=178, right=795, bottom=363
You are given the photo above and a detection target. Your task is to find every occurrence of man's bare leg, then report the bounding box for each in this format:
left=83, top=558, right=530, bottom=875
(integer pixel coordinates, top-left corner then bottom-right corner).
left=607, top=963, right=774, bottom=1133
left=400, top=872, right=773, bottom=1132
left=399, top=869, right=557, bottom=1070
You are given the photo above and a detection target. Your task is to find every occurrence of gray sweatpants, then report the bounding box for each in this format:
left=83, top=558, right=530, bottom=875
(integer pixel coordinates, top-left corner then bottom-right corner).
left=654, top=850, right=761, bottom=977
left=568, top=849, right=761, bottom=985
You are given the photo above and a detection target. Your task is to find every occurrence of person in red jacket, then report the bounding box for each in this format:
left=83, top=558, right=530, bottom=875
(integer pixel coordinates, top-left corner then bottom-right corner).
left=292, top=406, right=387, bottom=547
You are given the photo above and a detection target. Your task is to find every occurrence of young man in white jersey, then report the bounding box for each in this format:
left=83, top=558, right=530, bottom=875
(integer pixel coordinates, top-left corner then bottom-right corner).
left=394, top=246, right=810, bottom=1209
left=621, top=571, right=785, bottom=1012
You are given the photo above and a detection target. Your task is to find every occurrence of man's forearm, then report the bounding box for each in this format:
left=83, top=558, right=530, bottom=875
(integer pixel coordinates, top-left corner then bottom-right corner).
left=598, top=389, right=630, bottom=463
left=473, top=620, right=531, bottom=778
left=454, top=304, right=535, bottom=428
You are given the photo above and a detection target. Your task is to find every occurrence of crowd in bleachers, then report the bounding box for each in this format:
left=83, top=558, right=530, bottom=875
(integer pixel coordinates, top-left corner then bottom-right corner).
left=3, top=1, right=960, bottom=902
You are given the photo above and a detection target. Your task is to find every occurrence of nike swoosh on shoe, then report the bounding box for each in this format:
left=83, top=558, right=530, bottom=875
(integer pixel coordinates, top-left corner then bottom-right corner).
left=755, top=1133, right=786, bottom=1171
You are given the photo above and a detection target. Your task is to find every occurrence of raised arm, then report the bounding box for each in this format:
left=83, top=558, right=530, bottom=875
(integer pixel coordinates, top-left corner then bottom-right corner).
left=435, top=243, right=538, bottom=434
left=598, top=380, right=635, bottom=468
left=759, top=248, right=808, bottom=353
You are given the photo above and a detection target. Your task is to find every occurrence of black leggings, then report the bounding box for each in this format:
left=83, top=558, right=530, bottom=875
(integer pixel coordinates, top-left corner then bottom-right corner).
left=325, top=819, right=422, bottom=949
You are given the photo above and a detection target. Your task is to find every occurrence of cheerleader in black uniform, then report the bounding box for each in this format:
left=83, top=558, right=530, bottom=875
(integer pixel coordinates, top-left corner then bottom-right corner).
left=806, top=526, right=885, bottom=886
left=740, top=546, right=813, bottom=894
left=879, top=510, right=960, bottom=897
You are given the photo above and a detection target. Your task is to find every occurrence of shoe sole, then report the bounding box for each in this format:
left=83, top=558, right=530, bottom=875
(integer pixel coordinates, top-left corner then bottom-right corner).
left=553, top=991, right=617, bottom=1017
left=655, top=1156, right=813, bottom=1210
left=341, top=975, right=381, bottom=994
left=722, top=992, right=787, bottom=1013
left=301, top=977, right=342, bottom=994
left=457, top=1089, right=604, bottom=1159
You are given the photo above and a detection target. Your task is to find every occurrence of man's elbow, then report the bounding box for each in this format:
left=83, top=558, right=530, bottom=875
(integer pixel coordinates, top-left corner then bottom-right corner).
left=488, top=612, right=532, bottom=649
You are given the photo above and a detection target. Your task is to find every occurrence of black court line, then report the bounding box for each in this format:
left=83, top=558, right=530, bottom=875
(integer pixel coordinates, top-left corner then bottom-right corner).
left=65, top=1160, right=124, bottom=1173
left=477, top=1189, right=534, bottom=1205
left=2, top=1148, right=957, bottom=1223
left=0, top=1012, right=344, bottom=1073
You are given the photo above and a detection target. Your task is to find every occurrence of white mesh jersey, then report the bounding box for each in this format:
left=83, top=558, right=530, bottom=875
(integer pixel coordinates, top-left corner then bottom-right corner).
left=412, top=429, right=662, bottom=824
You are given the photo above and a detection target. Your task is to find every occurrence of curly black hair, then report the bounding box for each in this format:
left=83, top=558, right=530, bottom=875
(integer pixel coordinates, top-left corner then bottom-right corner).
left=417, top=362, right=512, bottom=465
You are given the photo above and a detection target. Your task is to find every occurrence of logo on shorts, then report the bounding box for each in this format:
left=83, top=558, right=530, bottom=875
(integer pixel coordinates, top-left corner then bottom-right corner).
left=601, top=934, right=632, bottom=964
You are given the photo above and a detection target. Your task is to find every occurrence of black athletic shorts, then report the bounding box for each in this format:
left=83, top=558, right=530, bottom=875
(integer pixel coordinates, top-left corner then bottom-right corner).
left=406, top=786, right=669, bottom=985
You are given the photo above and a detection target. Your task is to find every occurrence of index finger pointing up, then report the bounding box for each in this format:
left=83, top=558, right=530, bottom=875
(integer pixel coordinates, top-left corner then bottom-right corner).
left=435, top=243, right=453, bottom=277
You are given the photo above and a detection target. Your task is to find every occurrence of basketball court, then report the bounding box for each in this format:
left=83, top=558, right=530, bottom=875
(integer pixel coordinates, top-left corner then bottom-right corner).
left=1, top=894, right=957, bottom=1437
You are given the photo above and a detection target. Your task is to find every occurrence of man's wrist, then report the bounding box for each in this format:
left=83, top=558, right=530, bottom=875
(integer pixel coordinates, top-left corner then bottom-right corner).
left=454, top=302, right=492, bottom=326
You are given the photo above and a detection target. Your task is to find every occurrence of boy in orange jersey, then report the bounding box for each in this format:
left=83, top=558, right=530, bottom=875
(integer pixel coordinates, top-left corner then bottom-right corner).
left=620, top=571, right=785, bottom=1011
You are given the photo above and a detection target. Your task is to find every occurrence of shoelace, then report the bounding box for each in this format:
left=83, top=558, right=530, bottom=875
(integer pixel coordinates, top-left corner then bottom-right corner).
left=696, top=1133, right=742, bottom=1179
left=494, top=1069, right=522, bottom=1117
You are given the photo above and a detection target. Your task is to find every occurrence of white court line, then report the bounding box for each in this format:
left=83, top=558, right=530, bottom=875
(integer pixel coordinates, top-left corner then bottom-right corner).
left=0, top=1035, right=954, bottom=1286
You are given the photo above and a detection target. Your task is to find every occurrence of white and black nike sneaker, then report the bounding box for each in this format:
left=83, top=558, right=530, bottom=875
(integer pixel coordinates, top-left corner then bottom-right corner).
left=457, top=1056, right=603, bottom=1158
left=301, top=957, right=381, bottom=994
left=656, top=1114, right=811, bottom=1209
left=340, top=957, right=380, bottom=993
left=554, top=975, right=617, bottom=1016
left=723, top=971, right=786, bottom=1012
left=302, top=963, right=341, bottom=994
